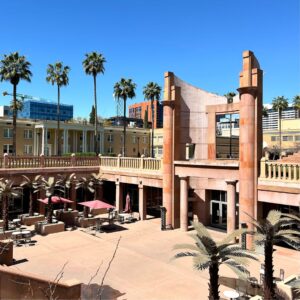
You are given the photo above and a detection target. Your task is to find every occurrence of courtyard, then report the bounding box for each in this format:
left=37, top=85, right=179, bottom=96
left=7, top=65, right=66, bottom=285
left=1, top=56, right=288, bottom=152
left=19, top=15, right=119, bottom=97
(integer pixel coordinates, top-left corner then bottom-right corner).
left=10, top=218, right=300, bottom=299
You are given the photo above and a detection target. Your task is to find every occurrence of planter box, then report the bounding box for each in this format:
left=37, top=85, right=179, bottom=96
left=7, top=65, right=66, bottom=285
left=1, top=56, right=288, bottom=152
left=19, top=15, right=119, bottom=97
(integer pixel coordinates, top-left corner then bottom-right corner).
left=0, top=230, right=14, bottom=241
left=21, top=215, right=45, bottom=226
left=0, top=220, right=3, bottom=228
left=76, top=217, right=97, bottom=228
left=56, top=210, right=78, bottom=227
left=0, top=240, right=13, bottom=266
left=38, top=222, right=65, bottom=235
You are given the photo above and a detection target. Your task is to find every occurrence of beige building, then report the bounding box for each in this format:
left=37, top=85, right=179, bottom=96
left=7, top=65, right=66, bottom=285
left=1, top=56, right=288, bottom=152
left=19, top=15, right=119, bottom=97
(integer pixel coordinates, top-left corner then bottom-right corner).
left=0, top=117, right=152, bottom=157
left=263, top=119, right=300, bottom=152
left=103, top=126, right=150, bottom=157
left=153, top=128, right=164, bottom=158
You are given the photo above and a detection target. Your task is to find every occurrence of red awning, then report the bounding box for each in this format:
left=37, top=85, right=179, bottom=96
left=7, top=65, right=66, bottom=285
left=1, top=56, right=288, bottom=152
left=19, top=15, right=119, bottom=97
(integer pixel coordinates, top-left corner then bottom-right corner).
left=78, top=200, right=115, bottom=209
left=38, top=196, right=74, bottom=204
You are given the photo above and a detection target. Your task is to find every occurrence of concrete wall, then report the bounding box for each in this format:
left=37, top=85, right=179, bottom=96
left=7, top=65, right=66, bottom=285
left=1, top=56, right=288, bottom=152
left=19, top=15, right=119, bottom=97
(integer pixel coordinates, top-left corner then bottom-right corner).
left=173, top=75, right=232, bottom=160
left=0, top=265, right=81, bottom=299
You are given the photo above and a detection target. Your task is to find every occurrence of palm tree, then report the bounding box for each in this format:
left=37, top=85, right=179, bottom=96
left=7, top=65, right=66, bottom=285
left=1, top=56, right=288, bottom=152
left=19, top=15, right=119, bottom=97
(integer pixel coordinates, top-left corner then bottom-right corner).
left=40, top=177, right=64, bottom=223
left=262, top=106, right=269, bottom=118
left=20, top=175, right=42, bottom=216
left=0, top=52, right=32, bottom=156
left=82, top=52, right=106, bottom=155
left=272, top=96, right=289, bottom=155
left=293, top=95, right=300, bottom=118
left=246, top=210, right=300, bottom=300
left=143, top=82, right=162, bottom=158
left=173, top=222, right=257, bottom=300
left=224, top=92, right=236, bottom=104
left=57, top=173, right=75, bottom=210
left=0, top=179, right=21, bottom=230
left=90, top=172, right=106, bottom=199
left=46, top=62, right=70, bottom=156
left=113, top=78, right=136, bottom=156
left=75, top=176, right=94, bottom=217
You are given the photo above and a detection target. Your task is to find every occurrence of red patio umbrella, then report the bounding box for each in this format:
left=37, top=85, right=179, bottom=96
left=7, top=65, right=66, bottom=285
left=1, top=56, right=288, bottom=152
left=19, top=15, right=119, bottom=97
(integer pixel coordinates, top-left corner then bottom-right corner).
left=38, top=196, right=74, bottom=204
left=78, top=200, right=115, bottom=209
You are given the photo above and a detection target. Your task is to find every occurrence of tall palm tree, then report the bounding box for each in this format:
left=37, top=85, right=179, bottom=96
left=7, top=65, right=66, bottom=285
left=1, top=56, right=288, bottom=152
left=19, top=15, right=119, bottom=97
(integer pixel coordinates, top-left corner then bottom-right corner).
left=0, top=179, right=21, bottom=230
left=20, top=175, right=42, bottom=216
left=293, top=95, right=300, bottom=118
left=143, top=82, right=162, bottom=158
left=272, top=96, right=289, bottom=155
left=113, top=78, right=136, bottom=157
left=0, top=52, right=32, bottom=156
left=75, top=176, right=94, bottom=217
left=46, top=62, right=70, bottom=156
left=246, top=210, right=300, bottom=300
left=40, top=177, right=64, bottom=223
left=82, top=52, right=106, bottom=155
left=90, top=172, right=106, bottom=199
left=173, top=222, right=257, bottom=300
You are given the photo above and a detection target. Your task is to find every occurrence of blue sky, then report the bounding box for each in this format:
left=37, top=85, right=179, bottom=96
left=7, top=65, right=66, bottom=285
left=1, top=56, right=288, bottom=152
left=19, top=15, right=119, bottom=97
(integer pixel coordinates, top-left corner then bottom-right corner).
left=0, top=0, right=299, bottom=118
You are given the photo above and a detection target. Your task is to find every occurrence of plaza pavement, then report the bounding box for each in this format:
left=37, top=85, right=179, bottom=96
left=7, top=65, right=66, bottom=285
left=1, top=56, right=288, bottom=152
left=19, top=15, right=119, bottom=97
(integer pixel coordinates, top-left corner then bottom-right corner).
left=11, top=218, right=300, bottom=300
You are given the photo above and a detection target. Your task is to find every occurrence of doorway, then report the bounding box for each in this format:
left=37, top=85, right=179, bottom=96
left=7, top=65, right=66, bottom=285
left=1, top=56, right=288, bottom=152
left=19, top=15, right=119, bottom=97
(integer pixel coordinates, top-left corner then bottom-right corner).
left=210, top=190, right=227, bottom=230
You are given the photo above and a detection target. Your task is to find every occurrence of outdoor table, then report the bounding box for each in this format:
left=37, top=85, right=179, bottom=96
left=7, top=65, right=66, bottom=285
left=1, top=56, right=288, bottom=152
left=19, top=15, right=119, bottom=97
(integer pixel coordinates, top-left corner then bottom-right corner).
left=21, top=230, right=32, bottom=243
left=11, top=231, right=22, bottom=244
left=223, top=290, right=239, bottom=300
left=13, top=219, right=21, bottom=226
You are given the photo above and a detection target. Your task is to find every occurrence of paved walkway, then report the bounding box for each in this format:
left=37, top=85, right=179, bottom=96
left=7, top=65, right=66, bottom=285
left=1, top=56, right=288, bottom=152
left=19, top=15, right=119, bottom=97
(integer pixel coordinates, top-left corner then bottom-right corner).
left=11, top=218, right=300, bottom=300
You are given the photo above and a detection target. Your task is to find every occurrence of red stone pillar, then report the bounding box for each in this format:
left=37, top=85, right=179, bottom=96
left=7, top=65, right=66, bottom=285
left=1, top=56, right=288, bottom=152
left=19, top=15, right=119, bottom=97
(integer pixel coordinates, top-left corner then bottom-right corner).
left=226, top=180, right=237, bottom=233
left=115, top=180, right=123, bottom=212
left=138, top=184, right=146, bottom=220
left=162, top=99, right=174, bottom=228
left=238, top=87, right=257, bottom=247
left=179, top=176, right=188, bottom=231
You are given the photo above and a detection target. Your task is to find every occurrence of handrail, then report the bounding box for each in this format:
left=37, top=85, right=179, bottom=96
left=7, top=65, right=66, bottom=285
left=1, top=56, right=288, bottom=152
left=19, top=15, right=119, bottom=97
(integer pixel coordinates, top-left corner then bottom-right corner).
left=259, top=157, right=300, bottom=182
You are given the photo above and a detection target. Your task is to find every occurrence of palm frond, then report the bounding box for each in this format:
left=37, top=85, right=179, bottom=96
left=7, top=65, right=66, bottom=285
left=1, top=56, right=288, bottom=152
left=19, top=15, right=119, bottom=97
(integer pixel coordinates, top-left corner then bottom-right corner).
left=173, top=252, right=197, bottom=260
left=224, top=260, right=250, bottom=279
left=191, top=221, right=211, bottom=239
left=173, top=243, right=202, bottom=253
left=192, top=255, right=211, bottom=270
left=220, top=228, right=247, bottom=245
left=189, top=234, right=209, bottom=255
left=276, top=229, right=300, bottom=237
left=243, top=211, right=264, bottom=232
left=267, top=210, right=282, bottom=226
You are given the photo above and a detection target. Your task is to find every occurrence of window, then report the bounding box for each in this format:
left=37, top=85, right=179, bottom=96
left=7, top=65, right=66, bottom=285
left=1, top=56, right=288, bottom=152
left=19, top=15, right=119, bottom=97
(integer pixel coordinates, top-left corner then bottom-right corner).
left=107, top=146, right=114, bottom=154
left=24, top=145, right=33, bottom=155
left=158, top=147, right=163, bottom=155
left=295, top=136, right=300, bottom=141
left=143, top=148, right=148, bottom=155
left=143, top=136, right=147, bottom=144
left=107, top=134, right=113, bottom=142
left=282, top=136, right=293, bottom=141
left=24, top=129, right=33, bottom=139
left=3, top=144, right=13, bottom=154
left=271, top=136, right=280, bottom=142
left=157, top=136, right=163, bottom=144
left=132, top=136, right=137, bottom=144
left=4, top=128, right=13, bottom=138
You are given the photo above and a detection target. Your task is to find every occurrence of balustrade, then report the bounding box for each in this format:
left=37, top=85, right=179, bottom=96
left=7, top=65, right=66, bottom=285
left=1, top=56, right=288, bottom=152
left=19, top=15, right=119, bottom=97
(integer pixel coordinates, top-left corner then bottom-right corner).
left=260, top=157, right=300, bottom=182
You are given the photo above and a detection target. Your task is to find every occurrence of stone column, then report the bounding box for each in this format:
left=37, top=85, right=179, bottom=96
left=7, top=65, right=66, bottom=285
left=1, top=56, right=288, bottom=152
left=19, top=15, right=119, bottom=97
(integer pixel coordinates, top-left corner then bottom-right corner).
left=54, top=130, right=57, bottom=155
left=115, top=180, right=122, bottom=212
left=226, top=180, right=237, bottom=233
left=41, top=126, right=45, bottom=155
left=70, top=183, right=77, bottom=210
left=138, top=183, right=146, bottom=220
left=179, top=176, right=188, bottom=231
left=238, top=87, right=256, bottom=245
left=44, top=127, right=48, bottom=155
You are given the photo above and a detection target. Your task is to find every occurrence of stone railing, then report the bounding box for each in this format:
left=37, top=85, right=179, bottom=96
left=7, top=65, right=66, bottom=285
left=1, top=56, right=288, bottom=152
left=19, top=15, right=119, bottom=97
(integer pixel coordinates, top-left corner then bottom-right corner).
left=0, top=153, right=100, bottom=169
left=260, top=157, right=300, bottom=182
left=99, top=154, right=162, bottom=171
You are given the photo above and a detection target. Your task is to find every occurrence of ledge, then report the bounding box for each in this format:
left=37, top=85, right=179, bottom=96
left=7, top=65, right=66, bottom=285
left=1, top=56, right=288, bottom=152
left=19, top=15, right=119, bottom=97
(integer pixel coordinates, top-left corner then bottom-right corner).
left=174, top=159, right=239, bottom=168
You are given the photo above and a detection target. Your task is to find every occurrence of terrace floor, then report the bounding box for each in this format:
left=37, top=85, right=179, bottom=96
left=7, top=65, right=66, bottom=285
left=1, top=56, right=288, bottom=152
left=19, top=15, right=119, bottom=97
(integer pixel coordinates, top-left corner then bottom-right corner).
left=11, top=218, right=300, bottom=300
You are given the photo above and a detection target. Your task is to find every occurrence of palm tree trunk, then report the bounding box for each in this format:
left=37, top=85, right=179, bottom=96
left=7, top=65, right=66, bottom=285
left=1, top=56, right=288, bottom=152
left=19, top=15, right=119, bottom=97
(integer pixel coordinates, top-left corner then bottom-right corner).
left=278, top=109, right=282, bottom=157
left=93, top=74, right=98, bottom=155
left=47, top=195, right=53, bottom=223
left=2, top=196, right=9, bottom=231
left=264, top=240, right=275, bottom=300
left=208, top=263, right=219, bottom=300
left=12, top=83, right=17, bottom=156
left=123, top=97, right=127, bottom=157
left=57, top=85, right=61, bottom=156
left=29, top=190, right=33, bottom=216
left=83, top=190, right=89, bottom=218
left=151, top=99, right=154, bottom=158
